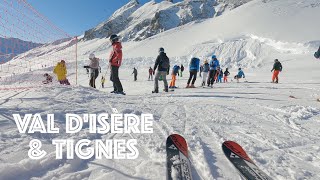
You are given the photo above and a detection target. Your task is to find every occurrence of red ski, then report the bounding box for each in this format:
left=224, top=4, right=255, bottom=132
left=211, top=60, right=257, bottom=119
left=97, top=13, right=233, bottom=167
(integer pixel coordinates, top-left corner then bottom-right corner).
left=166, top=134, right=192, bottom=180
left=222, top=141, right=271, bottom=180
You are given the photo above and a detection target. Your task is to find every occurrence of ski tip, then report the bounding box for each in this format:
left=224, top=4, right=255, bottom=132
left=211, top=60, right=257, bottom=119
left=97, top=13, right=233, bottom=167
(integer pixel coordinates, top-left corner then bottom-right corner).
left=222, top=141, right=253, bottom=163
left=167, top=134, right=188, bottom=157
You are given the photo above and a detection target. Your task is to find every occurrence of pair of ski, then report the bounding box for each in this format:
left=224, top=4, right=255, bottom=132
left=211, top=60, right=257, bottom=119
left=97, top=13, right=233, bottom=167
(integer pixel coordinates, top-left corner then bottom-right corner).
left=166, top=134, right=271, bottom=180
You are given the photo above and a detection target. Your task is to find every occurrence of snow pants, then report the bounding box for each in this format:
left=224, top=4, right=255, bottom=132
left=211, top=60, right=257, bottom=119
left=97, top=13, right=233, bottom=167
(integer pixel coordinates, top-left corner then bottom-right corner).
left=154, top=71, right=168, bottom=91
left=272, top=70, right=280, bottom=83
left=170, top=74, right=177, bottom=87
left=202, top=72, right=208, bottom=86
left=111, top=66, right=123, bottom=92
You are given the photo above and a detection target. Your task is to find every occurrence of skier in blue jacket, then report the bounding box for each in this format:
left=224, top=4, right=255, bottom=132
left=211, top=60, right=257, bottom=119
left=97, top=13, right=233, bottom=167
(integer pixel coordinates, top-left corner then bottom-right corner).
left=235, top=68, right=245, bottom=83
left=186, top=57, right=200, bottom=88
left=207, top=55, right=220, bottom=87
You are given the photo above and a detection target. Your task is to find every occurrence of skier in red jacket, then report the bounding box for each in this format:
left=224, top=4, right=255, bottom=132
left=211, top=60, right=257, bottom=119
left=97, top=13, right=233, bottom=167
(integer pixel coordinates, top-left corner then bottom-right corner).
left=109, top=34, right=125, bottom=95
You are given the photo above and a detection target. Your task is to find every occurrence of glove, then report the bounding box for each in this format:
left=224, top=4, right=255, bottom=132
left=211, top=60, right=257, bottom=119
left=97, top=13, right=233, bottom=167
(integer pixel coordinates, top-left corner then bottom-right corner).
left=271, top=70, right=273, bottom=72
left=83, top=65, right=90, bottom=68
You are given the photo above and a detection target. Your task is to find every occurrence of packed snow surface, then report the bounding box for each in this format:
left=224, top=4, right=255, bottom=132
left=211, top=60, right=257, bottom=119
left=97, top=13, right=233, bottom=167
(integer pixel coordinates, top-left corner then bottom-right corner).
left=1, top=0, right=320, bottom=179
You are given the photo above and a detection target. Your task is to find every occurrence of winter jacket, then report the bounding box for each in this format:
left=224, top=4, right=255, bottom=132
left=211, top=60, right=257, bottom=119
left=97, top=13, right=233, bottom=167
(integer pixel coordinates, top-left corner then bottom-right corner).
left=89, top=57, right=100, bottom=69
left=237, top=70, right=245, bottom=78
left=109, top=42, right=122, bottom=67
left=272, top=62, right=282, bottom=71
left=53, top=62, right=67, bottom=81
left=154, top=52, right=170, bottom=72
left=181, top=65, right=185, bottom=72
left=209, top=58, right=220, bottom=70
left=132, top=69, right=138, bottom=75
left=189, top=58, right=200, bottom=72
left=203, top=63, right=210, bottom=72
left=224, top=70, right=230, bottom=76
left=149, top=68, right=153, bottom=74
left=172, top=65, right=180, bottom=75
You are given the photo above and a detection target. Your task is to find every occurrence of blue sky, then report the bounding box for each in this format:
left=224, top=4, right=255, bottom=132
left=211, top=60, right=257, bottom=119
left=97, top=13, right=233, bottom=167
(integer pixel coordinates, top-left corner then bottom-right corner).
left=27, top=0, right=162, bottom=36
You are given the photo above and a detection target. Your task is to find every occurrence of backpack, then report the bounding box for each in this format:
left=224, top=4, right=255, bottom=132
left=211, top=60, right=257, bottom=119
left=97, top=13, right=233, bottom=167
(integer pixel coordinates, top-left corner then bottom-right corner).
left=160, top=55, right=170, bottom=69
left=191, top=58, right=198, bottom=67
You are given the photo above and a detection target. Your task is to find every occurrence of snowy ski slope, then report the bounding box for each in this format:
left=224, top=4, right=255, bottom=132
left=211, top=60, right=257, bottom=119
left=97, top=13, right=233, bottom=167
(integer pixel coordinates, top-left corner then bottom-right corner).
left=1, top=0, right=320, bottom=179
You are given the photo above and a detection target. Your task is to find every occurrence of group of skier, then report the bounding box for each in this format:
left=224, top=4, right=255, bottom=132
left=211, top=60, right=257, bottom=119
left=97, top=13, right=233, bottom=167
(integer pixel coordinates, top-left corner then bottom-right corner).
left=46, top=33, right=319, bottom=95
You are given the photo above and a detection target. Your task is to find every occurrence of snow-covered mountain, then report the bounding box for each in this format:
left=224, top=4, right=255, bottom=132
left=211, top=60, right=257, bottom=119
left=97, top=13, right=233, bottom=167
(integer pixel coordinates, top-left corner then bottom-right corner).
left=0, top=37, right=42, bottom=63
left=83, top=0, right=252, bottom=42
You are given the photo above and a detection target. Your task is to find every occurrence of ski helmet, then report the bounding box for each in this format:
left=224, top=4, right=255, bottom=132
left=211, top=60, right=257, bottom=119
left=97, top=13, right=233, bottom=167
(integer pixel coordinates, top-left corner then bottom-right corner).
left=109, top=34, right=119, bottom=42
left=89, top=53, right=95, bottom=59
left=159, top=47, right=164, bottom=53
left=61, top=60, right=65, bottom=64
left=274, top=59, right=279, bottom=62
left=212, top=55, right=216, bottom=59
left=238, top=68, right=241, bottom=70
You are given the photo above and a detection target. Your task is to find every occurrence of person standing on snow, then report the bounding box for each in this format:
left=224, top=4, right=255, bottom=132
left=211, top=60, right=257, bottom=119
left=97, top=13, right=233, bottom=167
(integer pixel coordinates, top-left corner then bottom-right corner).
left=201, top=60, right=210, bottom=87
left=271, top=59, right=282, bottom=83
left=180, top=64, right=184, bottom=77
left=169, top=65, right=180, bottom=89
left=207, top=55, right=220, bottom=87
left=217, top=68, right=223, bottom=83
left=84, top=53, right=100, bottom=88
left=224, top=68, right=230, bottom=83
left=235, top=68, right=245, bottom=83
left=109, top=34, right=125, bottom=95
left=132, top=67, right=138, bottom=81
left=186, top=57, right=200, bottom=88
left=148, top=67, right=153, bottom=81
left=153, top=47, right=170, bottom=93
left=53, top=60, right=70, bottom=85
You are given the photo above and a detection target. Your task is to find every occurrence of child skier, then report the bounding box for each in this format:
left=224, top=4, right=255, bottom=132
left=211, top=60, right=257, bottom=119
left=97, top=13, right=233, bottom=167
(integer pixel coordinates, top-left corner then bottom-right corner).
left=218, top=68, right=223, bottom=83
left=53, top=60, right=70, bottom=85
left=186, top=57, right=200, bottom=88
left=42, top=73, right=53, bottom=84
left=169, top=65, right=180, bottom=89
left=224, top=68, right=230, bottom=83
left=201, top=60, right=209, bottom=86
left=235, top=68, right=245, bottom=83
left=84, top=53, right=100, bottom=88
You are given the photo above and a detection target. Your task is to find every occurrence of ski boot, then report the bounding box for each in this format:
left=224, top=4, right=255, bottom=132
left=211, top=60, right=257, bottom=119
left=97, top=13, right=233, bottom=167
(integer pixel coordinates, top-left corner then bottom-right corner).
left=152, top=89, right=159, bottom=93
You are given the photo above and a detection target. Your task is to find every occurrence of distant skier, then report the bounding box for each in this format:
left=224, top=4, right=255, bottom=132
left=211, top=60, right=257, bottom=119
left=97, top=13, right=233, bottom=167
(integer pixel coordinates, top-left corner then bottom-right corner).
left=180, top=64, right=184, bottom=77
left=186, top=57, right=200, bottom=88
left=314, top=46, right=320, bottom=59
left=84, top=53, right=100, bottom=88
left=217, top=68, right=223, bottom=83
left=207, top=55, right=220, bottom=87
left=132, top=67, right=138, bottom=81
left=109, top=34, right=125, bottom=95
left=235, top=68, right=245, bottom=83
left=42, top=73, right=52, bottom=84
left=153, top=47, right=170, bottom=93
left=101, top=76, right=106, bottom=88
left=169, top=65, right=180, bottom=89
left=271, top=59, right=282, bottom=83
left=148, top=67, right=153, bottom=81
left=201, top=60, right=210, bottom=86
left=53, top=60, right=70, bottom=85
left=224, top=68, right=230, bottom=83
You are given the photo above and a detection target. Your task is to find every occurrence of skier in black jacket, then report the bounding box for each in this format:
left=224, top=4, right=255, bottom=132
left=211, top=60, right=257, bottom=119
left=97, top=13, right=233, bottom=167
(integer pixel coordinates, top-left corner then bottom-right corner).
left=153, top=47, right=170, bottom=93
left=271, top=59, right=282, bottom=83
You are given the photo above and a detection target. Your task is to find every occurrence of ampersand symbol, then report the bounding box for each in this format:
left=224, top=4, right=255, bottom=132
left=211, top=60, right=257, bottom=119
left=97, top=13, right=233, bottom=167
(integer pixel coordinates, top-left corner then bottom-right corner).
left=28, top=139, right=47, bottom=159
